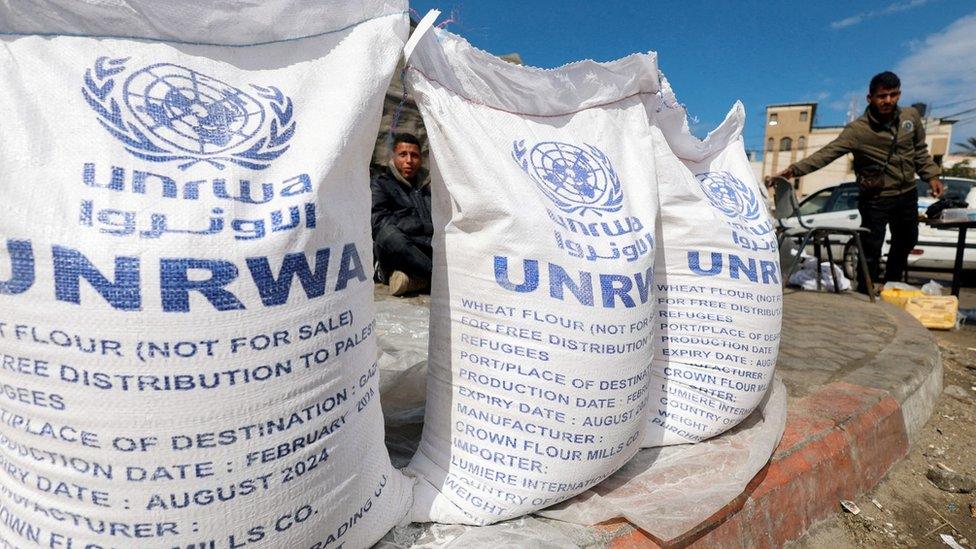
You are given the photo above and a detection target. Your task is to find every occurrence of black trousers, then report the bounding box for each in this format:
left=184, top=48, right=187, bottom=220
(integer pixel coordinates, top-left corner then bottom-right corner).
left=374, top=224, right=432, bottom=279
left=857, top=190, right=918, bottom=290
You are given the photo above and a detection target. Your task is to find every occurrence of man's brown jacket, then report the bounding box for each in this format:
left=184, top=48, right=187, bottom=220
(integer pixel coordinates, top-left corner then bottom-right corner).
left=789, top=106, right=941, bottom=196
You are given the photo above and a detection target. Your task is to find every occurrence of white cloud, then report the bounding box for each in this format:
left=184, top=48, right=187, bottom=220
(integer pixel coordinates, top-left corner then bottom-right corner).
left=831, top=15, right=865, bottom=30
left=831, top=0, right=935, bottom=29
left=896, top=12, right=976, bottom=151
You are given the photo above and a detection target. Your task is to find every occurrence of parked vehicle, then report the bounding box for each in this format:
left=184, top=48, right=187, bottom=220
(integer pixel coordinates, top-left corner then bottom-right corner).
left=780, top=177, right=976, bottom=280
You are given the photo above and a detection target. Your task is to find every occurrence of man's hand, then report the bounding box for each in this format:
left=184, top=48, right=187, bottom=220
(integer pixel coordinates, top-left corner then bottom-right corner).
left=929, top=178, right=944, bottom=198
left=764, top=167, right=795, bottom=187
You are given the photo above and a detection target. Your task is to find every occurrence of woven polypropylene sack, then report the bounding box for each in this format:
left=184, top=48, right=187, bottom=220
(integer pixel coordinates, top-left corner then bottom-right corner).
left=403, top=28, right=660, bottom=525
left=0, top=1, right=411, bottom=547
left=640, top=80, right=782, bottom=447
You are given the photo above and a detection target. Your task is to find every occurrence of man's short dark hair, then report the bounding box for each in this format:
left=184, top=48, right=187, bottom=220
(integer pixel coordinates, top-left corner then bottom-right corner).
left=869, top=71, right=901, bottom=95
left=392, top=132, right=421, bottom=149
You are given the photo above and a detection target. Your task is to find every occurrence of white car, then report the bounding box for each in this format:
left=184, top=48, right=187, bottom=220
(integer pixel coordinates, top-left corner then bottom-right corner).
left=782, top=177, right=976, bottom=279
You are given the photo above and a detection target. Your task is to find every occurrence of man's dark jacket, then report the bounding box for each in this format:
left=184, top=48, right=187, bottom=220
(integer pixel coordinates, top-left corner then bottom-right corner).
left=789, top=106, right=940, bottom=197
left=370, top=161, right=432, bottom=242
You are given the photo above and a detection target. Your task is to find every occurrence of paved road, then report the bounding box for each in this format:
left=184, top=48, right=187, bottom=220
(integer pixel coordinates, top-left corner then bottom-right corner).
left=777, top=291, right=894, bottom=399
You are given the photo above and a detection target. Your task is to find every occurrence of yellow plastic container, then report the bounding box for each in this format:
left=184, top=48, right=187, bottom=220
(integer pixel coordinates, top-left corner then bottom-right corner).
left=904, top=296, right=959, bottom=330
left=880, top=288, right=924, bottom=308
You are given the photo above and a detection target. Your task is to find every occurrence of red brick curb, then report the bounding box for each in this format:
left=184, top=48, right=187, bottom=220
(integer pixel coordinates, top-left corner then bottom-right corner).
left=592, top=381, right=911, bottom=548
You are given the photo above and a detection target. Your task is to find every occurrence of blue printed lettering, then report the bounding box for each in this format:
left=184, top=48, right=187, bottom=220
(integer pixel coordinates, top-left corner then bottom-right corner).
left=600, top=274, right=634, bottom=308
left=688, top=251, right=779, bottom=285
left=81, top=163, right=311, bottom=203
left=83, top=163, right=124, bottom=191
left=760, top=260, right=780, bottom=284
left=0, top=240, right=34, bottom=295
left=688, top=251, right=722, bottom=276
left=213, top=179, right=274, bottom=205
left=334, top=243, right=366, bottom=291
left=280, top=174, right=312, bottom=197
left=4, top=240, right=363, bottom=312
left=52, top=245, right=140, bottom=310
left=160, top=259, right=244, bottom=313
left=548, top=264, right=593, bottom=306
left=247, top=249, right=330, bottom=307
left=132, top=170, right=178, bottom=199
left=494, top=256, right=652, bottom=309
left=494, top=257, right=539, bottom=293
left=728, top=255, right=757, bottom=282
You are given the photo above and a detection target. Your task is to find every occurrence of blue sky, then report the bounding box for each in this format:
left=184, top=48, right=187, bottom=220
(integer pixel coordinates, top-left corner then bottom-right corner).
left=408, top=0, right=976, bottom=155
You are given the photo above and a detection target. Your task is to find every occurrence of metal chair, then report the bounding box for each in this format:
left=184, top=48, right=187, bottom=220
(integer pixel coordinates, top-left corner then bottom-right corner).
left=770, top=177, right=875, bottom=302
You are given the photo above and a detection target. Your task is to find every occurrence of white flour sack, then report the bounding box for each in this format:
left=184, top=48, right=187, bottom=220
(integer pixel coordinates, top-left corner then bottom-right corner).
left=0, top=2, right=411, bottom=547
left=403, top=28, right=660, bottom=525
left=639, top=80, right=782, bottom=447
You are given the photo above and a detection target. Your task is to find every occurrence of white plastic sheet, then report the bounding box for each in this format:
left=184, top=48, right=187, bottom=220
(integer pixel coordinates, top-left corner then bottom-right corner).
left=375, top=516, right=597, bottom=549
left=377, top=297, right=431, bottom=467
left=788, top=256, right=852, bottom=292
left=376, top=298, right=787, bottom=545
left=538, top=377, right=786, bottom=541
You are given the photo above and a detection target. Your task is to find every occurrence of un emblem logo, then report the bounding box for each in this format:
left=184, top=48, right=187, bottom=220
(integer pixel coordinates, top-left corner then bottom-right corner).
left=82, top=57, right=295, bottom=170
left=696, top=171, right=763, bottom=222
left=512, top=140, right=623, bottom=216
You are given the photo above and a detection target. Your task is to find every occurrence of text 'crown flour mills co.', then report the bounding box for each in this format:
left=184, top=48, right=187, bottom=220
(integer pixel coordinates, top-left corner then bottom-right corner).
left=402, top=24, right=661, bottom=525
left=0, top=1, right=411, bottom=547
left=640, top=78, right=783, bottom=447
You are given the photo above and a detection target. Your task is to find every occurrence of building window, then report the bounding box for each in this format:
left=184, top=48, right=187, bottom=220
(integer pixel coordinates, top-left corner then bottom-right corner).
left=767, top=138, right=774, bottom=151
left=799, top=111, right=808, bottom=122
left=769, top=113, right=778, bottom=126
left=780, top=137, right=792, bottom=151
left=798, top=136, right=806, bottom=149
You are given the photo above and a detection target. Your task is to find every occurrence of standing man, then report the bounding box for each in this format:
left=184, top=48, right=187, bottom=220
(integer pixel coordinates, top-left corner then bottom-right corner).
left=773, top=71, right=944, bottom=292
left=371, top=133, right=433, bottom=296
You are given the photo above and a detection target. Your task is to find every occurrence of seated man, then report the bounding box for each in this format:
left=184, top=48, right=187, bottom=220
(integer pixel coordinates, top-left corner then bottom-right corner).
left=371, top=133, right=433, bottom=296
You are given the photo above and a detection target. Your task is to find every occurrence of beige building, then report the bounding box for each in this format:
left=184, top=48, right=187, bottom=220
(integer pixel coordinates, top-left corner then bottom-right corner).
left=761, top=102, right=954, bottom=197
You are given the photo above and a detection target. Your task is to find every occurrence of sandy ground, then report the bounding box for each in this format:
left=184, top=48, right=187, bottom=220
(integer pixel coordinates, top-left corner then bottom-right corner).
left=791, top=283, right=976, bottom=549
